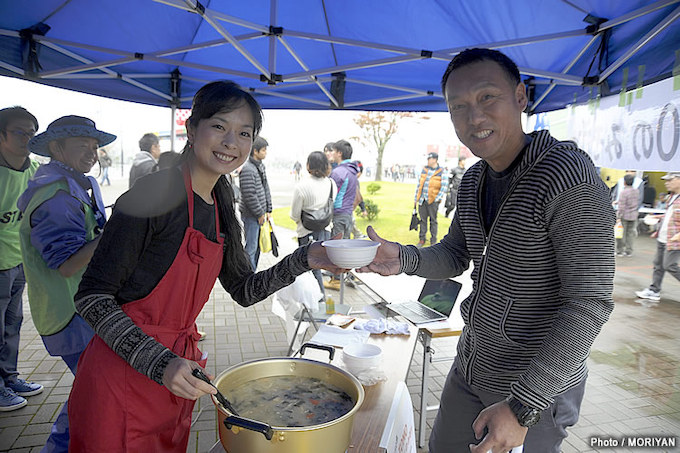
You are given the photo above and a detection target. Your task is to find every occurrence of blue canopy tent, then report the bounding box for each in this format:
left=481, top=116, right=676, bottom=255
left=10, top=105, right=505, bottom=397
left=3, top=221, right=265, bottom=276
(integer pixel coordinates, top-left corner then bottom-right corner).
left=0, top=0, right=678, bottom=117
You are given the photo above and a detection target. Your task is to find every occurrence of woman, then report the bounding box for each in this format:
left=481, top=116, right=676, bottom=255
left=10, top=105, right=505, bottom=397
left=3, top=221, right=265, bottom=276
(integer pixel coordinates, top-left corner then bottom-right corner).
left=98, top=148, right=112, bottom=185
left=68, top=81, right=343, bottom=452
left=290, top=151, right=337, bottom=296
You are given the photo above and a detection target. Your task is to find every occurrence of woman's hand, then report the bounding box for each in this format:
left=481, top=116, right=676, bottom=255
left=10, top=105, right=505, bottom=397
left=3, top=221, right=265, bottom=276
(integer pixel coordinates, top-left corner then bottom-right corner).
left=307, top=233, right=349, bottom=274
left=162, top=357, right=216, bottom=400
left=355, top=226, right=401, bottom=276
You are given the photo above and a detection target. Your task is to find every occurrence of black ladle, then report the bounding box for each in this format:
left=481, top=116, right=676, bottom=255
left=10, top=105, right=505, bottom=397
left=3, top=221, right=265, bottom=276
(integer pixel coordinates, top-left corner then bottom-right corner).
left=192, top=368, right=239, bottom=416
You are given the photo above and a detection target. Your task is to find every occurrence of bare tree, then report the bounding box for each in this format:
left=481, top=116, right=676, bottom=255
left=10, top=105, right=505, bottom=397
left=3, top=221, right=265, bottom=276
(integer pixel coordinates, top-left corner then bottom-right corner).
left=352, top=111, right=416, bottom=181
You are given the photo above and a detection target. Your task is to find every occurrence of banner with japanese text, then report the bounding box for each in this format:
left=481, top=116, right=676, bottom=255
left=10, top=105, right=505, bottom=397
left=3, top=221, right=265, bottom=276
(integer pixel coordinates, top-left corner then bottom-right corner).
left=529, top=77, right=679, bottom=171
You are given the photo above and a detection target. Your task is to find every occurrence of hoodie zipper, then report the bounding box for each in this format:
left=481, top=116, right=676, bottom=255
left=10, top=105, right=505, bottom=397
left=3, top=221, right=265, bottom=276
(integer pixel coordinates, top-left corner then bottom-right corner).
left=462, top=137, right=556, bottom=384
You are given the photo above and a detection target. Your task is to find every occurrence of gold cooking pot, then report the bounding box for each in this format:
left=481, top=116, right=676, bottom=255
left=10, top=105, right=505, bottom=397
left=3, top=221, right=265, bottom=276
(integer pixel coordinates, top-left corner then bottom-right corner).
left=212, top=344, right=364, bottom=453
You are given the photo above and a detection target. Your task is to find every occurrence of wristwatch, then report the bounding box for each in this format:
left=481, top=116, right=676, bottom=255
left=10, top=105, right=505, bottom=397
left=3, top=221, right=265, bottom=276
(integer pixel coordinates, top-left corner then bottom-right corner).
left=505, top=395, right=541, bottom=427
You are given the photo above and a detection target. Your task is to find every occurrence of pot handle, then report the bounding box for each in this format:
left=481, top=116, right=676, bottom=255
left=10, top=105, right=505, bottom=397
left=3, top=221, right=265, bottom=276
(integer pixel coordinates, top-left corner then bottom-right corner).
left=224, top=415, right=274, bottom=441
left=299, top=342, right=335, bottom=361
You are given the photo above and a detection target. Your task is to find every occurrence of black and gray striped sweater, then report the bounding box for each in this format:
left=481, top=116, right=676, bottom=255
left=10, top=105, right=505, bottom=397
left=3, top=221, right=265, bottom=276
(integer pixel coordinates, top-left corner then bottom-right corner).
left=401, top=130, right=615, bottom=410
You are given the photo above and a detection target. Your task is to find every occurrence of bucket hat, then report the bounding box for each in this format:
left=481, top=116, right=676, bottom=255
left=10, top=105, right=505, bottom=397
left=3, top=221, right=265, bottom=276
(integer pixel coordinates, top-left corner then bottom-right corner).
left=29, top=115, right=116, bottom=157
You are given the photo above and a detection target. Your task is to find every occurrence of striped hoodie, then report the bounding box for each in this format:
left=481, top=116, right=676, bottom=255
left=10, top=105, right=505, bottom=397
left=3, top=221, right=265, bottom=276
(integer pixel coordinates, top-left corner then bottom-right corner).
left=400, top=130, right=615, bottom=410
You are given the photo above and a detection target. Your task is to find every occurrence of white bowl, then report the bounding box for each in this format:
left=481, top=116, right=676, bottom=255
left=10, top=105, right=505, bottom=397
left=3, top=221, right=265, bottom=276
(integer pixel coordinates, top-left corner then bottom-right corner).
left=322, top=239, right=380, bottom=268
left=343, top=343, right=382, bottom=374
left=643, top=214, right=660, bottom=226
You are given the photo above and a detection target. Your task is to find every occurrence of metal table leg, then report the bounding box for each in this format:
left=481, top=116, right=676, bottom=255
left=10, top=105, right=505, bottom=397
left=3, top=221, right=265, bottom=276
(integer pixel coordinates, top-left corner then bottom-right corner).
left=287, top=305, right=319, bottom=356
left=418, top=330, right=433, bottom=448
left=339, top=271, right=345, bottom=305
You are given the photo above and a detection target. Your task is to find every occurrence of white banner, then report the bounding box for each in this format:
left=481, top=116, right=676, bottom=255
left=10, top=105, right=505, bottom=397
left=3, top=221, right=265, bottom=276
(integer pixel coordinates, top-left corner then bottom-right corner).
left=530, top=77, right=680, bottom=171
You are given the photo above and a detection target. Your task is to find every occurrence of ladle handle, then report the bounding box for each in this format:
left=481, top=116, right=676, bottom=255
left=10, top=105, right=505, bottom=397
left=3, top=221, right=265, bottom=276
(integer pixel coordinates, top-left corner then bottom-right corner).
left=225, top=416, right=274, bottom=441
left=191, top=368, right=239, bottom=415
left=191, top=368, right=214, bottom=387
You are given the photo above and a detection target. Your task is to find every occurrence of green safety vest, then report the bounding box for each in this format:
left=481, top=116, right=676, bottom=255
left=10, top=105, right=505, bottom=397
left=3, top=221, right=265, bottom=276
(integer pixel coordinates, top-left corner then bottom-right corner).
left=19, top=181, right=99, bottom=336
left=0, top=161, right=39, bottom=270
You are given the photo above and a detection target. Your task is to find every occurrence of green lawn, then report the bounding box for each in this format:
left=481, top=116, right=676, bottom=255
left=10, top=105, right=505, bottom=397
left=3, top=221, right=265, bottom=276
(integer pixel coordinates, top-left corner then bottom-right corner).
left=271, top=180, right=452, bottom=246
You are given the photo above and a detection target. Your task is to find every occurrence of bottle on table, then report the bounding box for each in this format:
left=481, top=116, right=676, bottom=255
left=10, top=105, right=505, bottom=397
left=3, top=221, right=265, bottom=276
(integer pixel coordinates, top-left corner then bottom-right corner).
left=325, top=296, right=335, bottom=314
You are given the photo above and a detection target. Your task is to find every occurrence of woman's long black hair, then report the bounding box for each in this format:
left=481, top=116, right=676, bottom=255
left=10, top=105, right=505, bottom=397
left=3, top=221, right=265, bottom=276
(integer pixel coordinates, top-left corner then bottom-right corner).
left=178, top=80, right=263, bottom=277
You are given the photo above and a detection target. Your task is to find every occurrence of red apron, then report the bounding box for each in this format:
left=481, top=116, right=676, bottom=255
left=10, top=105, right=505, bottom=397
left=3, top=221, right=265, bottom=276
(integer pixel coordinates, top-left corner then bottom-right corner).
left=69, top=167, right=224, bottom=452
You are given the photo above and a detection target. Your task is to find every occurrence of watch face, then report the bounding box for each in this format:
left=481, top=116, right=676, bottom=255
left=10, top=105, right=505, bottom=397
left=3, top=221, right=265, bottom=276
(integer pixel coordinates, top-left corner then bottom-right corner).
left=507, top=396, right=541, bottom=427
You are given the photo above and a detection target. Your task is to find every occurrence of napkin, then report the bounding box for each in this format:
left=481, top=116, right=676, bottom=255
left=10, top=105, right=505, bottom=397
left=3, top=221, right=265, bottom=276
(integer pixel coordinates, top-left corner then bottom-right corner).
left=353, top=318, right=409, bottom=335
left=308, top=324, right=370, bottom=348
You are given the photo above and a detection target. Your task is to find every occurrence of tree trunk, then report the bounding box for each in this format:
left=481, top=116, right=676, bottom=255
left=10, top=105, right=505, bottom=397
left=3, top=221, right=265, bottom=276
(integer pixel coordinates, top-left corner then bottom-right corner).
left=375, top=146, right=385, bottom=181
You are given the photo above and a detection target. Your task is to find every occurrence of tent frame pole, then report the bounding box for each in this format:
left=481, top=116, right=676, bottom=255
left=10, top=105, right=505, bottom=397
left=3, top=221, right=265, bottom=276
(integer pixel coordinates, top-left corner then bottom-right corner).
left=170, top=105, right=176, bottom=153
left=599, top=5, right=680, bottom=83
left=268, top=0, right=278, bottom=74
left=598, top=0, right=680, bottom=31
left=530, top=35, right=600, bottom=112
left=277, top=36, right=339, bottom=106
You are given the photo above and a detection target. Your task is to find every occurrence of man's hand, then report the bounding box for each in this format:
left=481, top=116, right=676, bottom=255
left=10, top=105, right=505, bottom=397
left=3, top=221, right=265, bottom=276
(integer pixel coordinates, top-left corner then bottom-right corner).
left=257, top=214, right=265, bottom=225
left=469, top=401, right=527, bottom=453
left=162, top=357, right=215, bottom=400
left=355, top=226, right=401, bottom=276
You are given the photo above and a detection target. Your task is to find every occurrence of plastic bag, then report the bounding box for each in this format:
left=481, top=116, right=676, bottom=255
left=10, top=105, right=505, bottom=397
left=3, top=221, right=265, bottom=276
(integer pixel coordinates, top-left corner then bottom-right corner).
left=270, top=222, right=279, bottom=257
left=614, top=220, right=623, bottom=239
left=409, top=209, right=419, bottom=230
left=259, top=219, right=272, bottom=253
left=275, top=271, right=322, bottom=312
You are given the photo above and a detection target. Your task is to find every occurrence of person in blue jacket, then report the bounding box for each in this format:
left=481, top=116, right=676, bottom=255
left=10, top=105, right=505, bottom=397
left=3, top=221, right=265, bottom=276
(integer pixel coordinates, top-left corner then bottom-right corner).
left=17, top=115, right=115, bottom=452
left=324, top=139, right=359, bottom=290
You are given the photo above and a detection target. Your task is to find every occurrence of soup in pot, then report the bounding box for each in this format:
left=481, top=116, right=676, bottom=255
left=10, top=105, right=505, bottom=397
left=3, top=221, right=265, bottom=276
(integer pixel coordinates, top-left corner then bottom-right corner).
left=229, top=376, right=354, bottom=427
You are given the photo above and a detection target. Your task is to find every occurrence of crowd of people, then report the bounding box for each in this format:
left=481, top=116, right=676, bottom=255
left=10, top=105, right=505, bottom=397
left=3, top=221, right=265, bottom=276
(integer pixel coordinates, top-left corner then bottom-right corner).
left=0, top=47, right=678, bottom=453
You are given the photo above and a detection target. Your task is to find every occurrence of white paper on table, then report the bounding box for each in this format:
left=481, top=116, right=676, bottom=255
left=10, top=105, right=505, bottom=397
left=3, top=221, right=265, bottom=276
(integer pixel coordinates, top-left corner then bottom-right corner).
left=308, top=324, right=370, bottom=348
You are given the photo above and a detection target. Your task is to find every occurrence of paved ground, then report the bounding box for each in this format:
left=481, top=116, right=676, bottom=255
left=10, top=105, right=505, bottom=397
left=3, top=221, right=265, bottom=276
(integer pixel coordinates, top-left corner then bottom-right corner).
left=2, top=170, right=680, bottom=452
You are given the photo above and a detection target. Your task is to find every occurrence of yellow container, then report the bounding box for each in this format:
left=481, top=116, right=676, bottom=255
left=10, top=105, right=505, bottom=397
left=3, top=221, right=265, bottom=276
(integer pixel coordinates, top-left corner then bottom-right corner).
left=325, top=297, right=335, bottom=314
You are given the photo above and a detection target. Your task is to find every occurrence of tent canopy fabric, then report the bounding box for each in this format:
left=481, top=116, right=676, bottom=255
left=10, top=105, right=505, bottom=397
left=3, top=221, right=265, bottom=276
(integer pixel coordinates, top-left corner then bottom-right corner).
left=1, top=0, right=678, bottom=113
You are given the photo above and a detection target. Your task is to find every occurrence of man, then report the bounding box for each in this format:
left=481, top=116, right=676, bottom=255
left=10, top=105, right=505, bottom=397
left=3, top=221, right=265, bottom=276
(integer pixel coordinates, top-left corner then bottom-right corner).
left=129, top=132, right=160, bottom=188
left=325, top=139, right=359, bottom=290
left=351, top=160, right=368, bottom=239
left=635, top=171, right=680, bottom=301
left=358, top=48, right=614, bottom=453
left=293, top=160, right=302, bottom=181
left=18, top=115, right=115, bottom=451
left=613, top=169, right=644, bottom=208
left=414, top=152, right=448, bottom=247
left=239, top=136, right=272, bottom=271
left=445, top=157, right=466, bottom=216
left=0, top=106, right=43, bottom=412
left=616, top=173, right=640, bottom=257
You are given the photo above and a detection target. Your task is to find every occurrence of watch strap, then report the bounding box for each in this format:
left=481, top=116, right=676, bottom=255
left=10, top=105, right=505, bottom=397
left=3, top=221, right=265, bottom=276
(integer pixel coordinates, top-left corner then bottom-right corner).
left=505, top=395, right=541, bottom=427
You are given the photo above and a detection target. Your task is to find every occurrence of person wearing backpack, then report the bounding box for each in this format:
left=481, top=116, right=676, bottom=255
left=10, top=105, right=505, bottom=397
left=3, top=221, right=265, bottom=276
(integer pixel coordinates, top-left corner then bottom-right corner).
left=290, top=151, right=337, bottom=296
